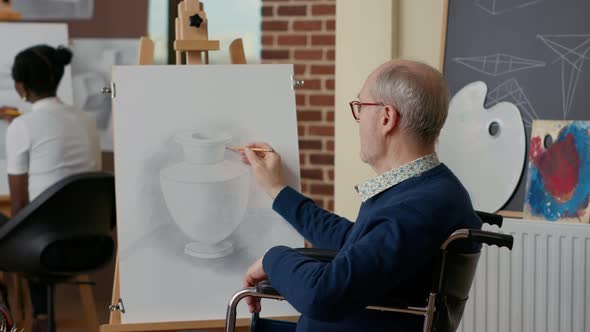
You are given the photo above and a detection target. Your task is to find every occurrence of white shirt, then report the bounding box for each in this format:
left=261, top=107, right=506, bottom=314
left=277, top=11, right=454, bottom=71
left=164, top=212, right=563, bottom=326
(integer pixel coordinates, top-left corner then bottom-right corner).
left=5, top=97, right=101, bottom=199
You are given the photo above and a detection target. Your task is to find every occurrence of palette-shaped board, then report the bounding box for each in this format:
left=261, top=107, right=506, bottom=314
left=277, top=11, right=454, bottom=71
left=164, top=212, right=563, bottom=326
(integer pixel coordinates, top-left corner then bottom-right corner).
left=437, top=81, right=526, bottom=212
left=524, top=120, right=590, bottom=222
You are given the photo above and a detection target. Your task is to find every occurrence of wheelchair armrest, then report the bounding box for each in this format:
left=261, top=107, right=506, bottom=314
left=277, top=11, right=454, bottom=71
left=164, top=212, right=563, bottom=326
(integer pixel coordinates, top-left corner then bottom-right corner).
left=469, top=229, right=513, bottom=249
left=475, top=210, right=503, bottom=228
left=294, top=248, right=337, bottom=262
left=256, top=280, right=281, bottom=296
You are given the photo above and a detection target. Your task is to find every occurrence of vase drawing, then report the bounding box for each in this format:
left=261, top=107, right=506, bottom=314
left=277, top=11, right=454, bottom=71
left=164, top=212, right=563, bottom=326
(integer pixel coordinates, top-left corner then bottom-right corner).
left=160, top=131, right=250, bottom=258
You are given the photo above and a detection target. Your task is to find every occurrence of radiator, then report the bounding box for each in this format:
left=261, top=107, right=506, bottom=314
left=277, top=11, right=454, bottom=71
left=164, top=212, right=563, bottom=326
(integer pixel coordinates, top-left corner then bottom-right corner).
left=458, top=219, right=590, bottom=332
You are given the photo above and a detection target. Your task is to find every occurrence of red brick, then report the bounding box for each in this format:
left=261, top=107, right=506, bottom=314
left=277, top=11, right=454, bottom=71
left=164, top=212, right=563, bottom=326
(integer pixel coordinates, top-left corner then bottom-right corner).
left=310, top=184, right=334, bottom=195
left=311, top=65, right=335, bottom=75
left=327, top=199, right=334, bottom=212
left=309, top=95, right=334, bottom=106
left=261, top=35, right=274, bottom=46
left=312, top=4, right=335, bottom=15
left=299, top=152, right=306, bottom=166
left=294, top=64, right=306, bottom=75
left=311, top=35, right=335, bottom=46
left=326, top=49, right=335, bottom=60
left=293, top=20, right=322, bottom=31
left=326, top=139, right=334, bottom=151
left=309, top=125, right=334, bottom=136
left=299, top=139, right=322, bottom=150
left=326, top=20, right=336, bottom=31
left=294, top=50, right=323, bottom=60
left=261, top=50, right=289, bottom=60
left=278, top=5, right=307, bottom=16
left=264, top=0, right=288, bottom=1
left=301, top=182, right=309, bottom=193
left=299, top=78, right=321, bottom=90
left=325, top=111, right=334, bottom=122
left=296, top=94, right=306, bottom=106
left=327, top=169, right=334, bottom=180
left=325, top=79, right=335, bottom=90
left=262, top=21, right=289, bottom=31
left=297, top=110, right=322, bottom=121
left=262, top=6, right=273, bottom=16
left=298, top=125, right=306, bottom=136
left=310, top=153, right=334, bottom=165
left=278, top=35, right=308, bottom=46
left=301, top=168, right=324, bottom=180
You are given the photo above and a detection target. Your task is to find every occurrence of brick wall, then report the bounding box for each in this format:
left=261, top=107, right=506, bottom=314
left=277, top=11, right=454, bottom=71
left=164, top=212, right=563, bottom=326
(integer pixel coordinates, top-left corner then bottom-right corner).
left=261, top=0, right=336, bottom=211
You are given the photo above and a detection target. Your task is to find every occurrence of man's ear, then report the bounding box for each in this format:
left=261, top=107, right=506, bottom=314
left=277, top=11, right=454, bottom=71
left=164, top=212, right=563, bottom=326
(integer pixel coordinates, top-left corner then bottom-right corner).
left=381, top=105, right=399, bottom=135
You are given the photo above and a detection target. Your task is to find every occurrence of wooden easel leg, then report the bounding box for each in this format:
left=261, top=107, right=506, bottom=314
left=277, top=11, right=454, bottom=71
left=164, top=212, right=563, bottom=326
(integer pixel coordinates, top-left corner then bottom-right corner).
left=186, top=51, right=203, bottom=65
left=77, top=275, right=100, bottom=332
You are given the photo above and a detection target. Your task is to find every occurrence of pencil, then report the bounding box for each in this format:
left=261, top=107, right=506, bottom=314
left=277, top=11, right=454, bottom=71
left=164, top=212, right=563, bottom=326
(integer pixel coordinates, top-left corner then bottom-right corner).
left=226, top=146, right=274, bottom=153
left=3, top=109, right=21, bottom=116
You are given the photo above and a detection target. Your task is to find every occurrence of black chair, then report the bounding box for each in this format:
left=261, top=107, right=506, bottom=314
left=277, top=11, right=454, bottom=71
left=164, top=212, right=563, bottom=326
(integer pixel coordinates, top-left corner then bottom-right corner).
left=225, top=211, right=513, bottom=332
left=0, top=172, right=116, bottom=332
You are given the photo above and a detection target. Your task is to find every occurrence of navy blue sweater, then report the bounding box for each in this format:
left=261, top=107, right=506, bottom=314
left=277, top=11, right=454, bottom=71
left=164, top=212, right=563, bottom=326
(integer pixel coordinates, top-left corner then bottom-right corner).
left=262, top=164, right=481, bottom=332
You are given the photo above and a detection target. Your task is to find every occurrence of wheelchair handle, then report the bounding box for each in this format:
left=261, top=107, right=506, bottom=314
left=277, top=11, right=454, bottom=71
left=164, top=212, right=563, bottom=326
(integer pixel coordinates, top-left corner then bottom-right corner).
left=475, top=211, right=503, bottom=227
left=468, top=229, right=513, bottom=249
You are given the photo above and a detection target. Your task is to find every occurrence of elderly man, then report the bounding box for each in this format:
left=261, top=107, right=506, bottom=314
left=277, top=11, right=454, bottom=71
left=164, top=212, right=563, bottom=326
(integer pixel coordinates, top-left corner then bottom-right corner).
left=240, top=59, right=481, bottom=332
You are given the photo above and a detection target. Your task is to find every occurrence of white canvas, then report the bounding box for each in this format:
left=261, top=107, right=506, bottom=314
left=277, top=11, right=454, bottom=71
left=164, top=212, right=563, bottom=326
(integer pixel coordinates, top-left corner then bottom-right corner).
left=0, top=23, right=73, bottom=195
left=70, top=39, right=139, bottom=151
left=12, top=0, right=93, bottom=20
left=112, top=64, right=303, bottom=323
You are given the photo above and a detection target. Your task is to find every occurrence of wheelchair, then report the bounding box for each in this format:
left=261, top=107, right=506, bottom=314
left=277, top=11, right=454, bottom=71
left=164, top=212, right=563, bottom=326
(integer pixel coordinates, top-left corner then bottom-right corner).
left=225, top=211, right=514, bottom=332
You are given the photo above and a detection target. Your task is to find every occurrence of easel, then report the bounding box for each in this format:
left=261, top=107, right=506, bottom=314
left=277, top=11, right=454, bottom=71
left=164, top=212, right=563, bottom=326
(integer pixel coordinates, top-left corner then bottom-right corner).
left=0, top=0, right=20, bottom=21
left=174, top=0, right=219, bottom=65
left=100, top=1, right=264, bottom=331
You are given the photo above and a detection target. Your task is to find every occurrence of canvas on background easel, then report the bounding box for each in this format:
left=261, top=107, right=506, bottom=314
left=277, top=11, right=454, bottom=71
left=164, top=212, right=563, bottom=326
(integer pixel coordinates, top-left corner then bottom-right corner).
left=100, top=1, right=270, bottom=331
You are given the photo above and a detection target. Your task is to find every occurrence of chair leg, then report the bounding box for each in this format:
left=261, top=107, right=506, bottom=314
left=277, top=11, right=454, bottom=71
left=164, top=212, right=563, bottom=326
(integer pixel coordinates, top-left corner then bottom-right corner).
left=77, top=275, right=99, bottom=332
left=46, top=284, right=55, bottom=332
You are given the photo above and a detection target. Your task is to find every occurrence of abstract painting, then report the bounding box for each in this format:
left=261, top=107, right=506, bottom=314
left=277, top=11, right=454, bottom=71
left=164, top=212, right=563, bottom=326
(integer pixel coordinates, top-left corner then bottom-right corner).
left=524, top=120, right=590, bottom=222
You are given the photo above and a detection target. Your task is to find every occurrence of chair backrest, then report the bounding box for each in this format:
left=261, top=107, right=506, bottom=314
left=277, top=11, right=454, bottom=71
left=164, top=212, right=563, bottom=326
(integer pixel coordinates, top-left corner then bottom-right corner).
left=0, top=172, right=116, bottom=278
left=433, top=250, right=480, bottom=332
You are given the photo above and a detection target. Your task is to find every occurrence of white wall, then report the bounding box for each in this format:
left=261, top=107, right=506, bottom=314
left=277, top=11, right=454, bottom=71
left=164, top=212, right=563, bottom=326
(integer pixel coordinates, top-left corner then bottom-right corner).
left=334, top=1, right=446, bottom=219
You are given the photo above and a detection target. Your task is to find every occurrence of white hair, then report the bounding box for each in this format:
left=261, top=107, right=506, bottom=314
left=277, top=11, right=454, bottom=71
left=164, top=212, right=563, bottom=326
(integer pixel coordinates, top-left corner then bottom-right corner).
left=371, top=62, right=449, bottom=146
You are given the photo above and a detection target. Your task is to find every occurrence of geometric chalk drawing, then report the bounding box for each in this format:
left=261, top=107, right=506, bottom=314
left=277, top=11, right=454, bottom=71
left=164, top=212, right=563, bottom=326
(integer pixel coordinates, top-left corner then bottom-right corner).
left=475, top=0, right=543, bottom=15
left=437, top=81, right=526, bottom=212
left=485, top=78, right=538, bottom=128
left=538, top=34, right=590, bottom=119
left=454, top=53, right=546, bottom=76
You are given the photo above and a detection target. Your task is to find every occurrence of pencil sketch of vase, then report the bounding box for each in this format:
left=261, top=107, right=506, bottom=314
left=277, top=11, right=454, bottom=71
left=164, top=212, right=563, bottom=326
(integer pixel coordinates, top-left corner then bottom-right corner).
left=160, top=131, right=250, bottom=259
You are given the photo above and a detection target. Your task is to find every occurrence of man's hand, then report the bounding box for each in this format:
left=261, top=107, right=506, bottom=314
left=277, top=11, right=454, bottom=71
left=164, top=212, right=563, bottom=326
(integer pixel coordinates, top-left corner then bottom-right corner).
left=240, top=142, right=286, bottom=199
left=0, top=106, right=21, bottom=123
left=243, top=257, right=268, bottom=313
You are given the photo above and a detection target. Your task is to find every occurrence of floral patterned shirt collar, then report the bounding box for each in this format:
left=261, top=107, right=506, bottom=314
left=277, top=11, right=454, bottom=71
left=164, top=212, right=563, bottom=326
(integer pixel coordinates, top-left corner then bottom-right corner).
left=355, top=153, right=440, bottom=202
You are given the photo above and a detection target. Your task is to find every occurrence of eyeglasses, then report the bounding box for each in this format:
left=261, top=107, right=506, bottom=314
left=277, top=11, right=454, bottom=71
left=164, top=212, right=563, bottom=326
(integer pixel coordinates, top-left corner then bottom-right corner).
left=349, top=100, right=386, bottom=121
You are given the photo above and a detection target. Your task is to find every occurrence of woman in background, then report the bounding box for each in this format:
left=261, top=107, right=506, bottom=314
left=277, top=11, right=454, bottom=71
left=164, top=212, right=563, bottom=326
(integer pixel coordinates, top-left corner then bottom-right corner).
left=0, top=44, right=101, bottom=332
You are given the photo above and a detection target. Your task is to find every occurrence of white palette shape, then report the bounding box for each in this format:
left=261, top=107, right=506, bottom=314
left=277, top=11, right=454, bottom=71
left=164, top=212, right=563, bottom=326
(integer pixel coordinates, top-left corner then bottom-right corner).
left=437, top=81, right=526, bottom=212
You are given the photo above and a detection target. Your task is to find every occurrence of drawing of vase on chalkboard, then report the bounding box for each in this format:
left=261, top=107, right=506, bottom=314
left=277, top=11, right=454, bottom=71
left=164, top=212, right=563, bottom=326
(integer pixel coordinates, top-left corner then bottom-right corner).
left=160, top=130, right=250, bottom=259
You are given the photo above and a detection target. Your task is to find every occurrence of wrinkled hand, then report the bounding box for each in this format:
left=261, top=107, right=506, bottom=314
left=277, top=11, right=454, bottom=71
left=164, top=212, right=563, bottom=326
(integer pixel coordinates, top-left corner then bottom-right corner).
left=0, top=106, right=20, bottom=123
left=240, top=142, right=286, bottom=199
left=243, top=257, right=267, bottom=313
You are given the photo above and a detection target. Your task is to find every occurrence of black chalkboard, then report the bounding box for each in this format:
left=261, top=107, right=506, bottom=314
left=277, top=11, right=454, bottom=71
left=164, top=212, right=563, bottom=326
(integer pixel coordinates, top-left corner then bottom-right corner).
left=442, top=0, right=590, bottom=211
